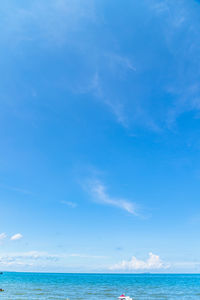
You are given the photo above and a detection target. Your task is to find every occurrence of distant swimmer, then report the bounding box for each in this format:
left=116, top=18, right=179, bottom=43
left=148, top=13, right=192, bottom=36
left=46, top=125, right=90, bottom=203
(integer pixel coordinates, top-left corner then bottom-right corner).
left=0, top=289, right=4, bottom=292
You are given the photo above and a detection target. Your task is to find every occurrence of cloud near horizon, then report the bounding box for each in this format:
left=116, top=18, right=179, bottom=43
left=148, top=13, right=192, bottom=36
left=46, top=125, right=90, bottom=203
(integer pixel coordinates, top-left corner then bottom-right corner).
left=110, top=252, right=169, bottom=271
left=87, top=180, right=137, bottom=215
left=0, top=251, right=58, bottom=268
left=0, top=251, right=107, bottom=270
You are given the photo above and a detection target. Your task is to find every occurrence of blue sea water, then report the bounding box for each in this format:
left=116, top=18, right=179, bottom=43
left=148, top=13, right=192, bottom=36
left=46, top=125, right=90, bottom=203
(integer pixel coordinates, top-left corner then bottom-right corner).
left=0, top=273, right=200, bottom=299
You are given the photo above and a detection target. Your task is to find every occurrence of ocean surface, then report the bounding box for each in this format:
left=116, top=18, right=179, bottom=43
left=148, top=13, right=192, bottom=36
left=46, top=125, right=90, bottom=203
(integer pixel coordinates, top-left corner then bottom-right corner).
left=1, top=273, right=200, bottom=299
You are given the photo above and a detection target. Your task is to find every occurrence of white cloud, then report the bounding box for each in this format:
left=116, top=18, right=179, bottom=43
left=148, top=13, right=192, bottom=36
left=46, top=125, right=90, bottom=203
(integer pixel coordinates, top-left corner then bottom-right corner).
left=88, top=180, right=137, bottom=215
left=0, top=233, right=6, bottom=241
left=10, top=233, right=23, bottom=241
left=110, top=252, right=169, bottom=271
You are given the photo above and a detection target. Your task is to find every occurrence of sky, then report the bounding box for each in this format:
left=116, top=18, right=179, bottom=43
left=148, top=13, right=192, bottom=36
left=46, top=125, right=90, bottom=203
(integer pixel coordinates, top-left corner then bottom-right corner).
left=1, top=0, right=200, bottom=273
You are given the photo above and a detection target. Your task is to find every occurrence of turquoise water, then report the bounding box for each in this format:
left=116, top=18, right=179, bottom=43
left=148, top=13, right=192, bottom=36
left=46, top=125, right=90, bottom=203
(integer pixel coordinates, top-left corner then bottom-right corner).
left=1, top=273, right=200, bottom=299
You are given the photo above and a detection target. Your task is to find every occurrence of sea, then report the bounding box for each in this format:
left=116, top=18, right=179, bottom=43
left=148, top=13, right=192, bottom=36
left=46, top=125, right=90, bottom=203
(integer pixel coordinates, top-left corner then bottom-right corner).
left=1, top=273, right=200, bottom=299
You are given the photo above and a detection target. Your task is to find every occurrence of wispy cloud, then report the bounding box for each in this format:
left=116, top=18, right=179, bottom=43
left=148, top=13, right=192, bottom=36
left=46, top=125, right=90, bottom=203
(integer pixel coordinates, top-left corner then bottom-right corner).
left=0, top=251, right=107, bottom=269
left=10, top=233, right=23, bottom=241
left=1, top=251, right=58, bottom=260
left=147, top=0, right=200, bottom=129
left=68, top=253, right=107, bottom=259
left=84, top=1, right=200, bottom=131
left=0, top=233, right=6, bottom=241
left=105, top=53, right=136, bottom=74
left=87, top=179, right=137, bottom=215
left=0, top=251, right=58, bottom=268
left=74, top=68, right=131, bottom=128
left=0, top=184, right=30, bottom=194
left=60, top=201, right=77, bottom=208
left=172, top=261, right=200, bottom=270
left=110, top=252, right=169, bottom=271
left=1, top=0, right=200, bottom=132
left=0, top=0, right=96, bottom=47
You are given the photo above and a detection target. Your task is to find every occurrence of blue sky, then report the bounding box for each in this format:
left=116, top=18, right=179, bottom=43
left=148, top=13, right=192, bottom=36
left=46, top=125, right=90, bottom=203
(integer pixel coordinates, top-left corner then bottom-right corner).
left=1, top=0, right=200, bottom=273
